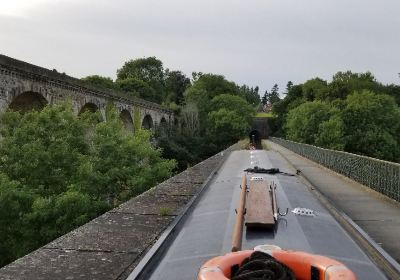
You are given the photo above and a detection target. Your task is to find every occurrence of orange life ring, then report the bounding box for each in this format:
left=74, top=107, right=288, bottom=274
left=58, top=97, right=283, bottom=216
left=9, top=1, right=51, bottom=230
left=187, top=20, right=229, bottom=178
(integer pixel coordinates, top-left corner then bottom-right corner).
left=197, top=249, right=357, bottom=280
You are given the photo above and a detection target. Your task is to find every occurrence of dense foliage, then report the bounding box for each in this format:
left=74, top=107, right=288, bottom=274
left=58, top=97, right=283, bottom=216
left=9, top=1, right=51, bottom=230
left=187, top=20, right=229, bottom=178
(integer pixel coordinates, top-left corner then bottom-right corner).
left=208, top=94, right=255, bottom=147
left=0, top=103, right=175, bottom=267
left=273, top=71, right=400, bottom=162
left=82, top=58, right=260, bottom=168
left=156, top=74, right=257, bottom=168
left=0, top=57, right=259, bottom=267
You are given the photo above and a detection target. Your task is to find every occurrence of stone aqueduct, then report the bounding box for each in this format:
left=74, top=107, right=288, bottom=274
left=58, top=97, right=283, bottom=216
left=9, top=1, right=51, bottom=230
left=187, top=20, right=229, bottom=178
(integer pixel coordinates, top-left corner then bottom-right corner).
left=0, top=54, right=174, bottom=131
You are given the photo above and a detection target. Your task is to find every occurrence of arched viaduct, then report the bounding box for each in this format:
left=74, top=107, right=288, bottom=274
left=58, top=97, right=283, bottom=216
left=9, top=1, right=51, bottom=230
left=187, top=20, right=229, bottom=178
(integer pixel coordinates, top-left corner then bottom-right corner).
left=0, top=54, right=173, bottom=131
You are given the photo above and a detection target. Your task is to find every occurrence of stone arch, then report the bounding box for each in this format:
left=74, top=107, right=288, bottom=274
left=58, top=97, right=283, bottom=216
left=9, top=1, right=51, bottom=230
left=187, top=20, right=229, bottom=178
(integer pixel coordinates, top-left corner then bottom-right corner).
left=8, top=91, right=48, bottom=112
left=79, top=102, right=99, bottom=115
left=158, top=117, right=168, bottom=134
left=120, top=109, right=134, bottom=132
left=141, top=114, right=153, bottom=130
left=78, top=102, right=104, bottom=122
left=160, top=117, right=167, bottom=126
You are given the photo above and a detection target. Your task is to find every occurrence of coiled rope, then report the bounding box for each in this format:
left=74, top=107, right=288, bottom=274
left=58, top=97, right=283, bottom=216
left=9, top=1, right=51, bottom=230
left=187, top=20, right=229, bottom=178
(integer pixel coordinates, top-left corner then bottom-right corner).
left=231, top=251, right=296, bottom=280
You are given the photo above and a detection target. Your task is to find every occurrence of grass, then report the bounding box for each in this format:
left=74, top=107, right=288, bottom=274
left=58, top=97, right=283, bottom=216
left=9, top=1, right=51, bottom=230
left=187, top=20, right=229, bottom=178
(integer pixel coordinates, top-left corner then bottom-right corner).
left=261, top=140, right=269, bottom=150
left=238, top=138, right=269, bottom=150
left=256, top=112, right=274, bottom=118
left=159, top=206, right=172, bottom=216
left=238, top=139, right=250, bottom=150
left=147, top=188, right=156, bottom=196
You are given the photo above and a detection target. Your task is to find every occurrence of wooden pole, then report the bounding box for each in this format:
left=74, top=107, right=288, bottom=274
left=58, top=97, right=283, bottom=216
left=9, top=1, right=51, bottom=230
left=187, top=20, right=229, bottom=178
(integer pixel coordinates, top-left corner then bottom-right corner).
left=271, top=182, right=278, bottom=221
left=231, top=174, right=247, bottom=252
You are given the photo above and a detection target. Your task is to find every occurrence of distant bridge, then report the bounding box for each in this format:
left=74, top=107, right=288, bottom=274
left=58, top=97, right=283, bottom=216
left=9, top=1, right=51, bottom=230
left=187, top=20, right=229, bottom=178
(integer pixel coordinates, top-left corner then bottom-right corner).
left=0, top=55, right=173, bottom=131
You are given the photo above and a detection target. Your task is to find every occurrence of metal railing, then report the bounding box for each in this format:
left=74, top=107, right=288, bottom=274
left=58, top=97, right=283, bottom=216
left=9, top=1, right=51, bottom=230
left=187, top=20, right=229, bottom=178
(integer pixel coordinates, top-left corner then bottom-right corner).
left=270, top=137, right=400, bottom=202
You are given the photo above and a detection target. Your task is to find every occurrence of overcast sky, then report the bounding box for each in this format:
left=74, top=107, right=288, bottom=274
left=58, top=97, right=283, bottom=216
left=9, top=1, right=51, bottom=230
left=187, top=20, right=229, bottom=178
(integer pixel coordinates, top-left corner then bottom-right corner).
left=1, top=0, right=399, bottom=94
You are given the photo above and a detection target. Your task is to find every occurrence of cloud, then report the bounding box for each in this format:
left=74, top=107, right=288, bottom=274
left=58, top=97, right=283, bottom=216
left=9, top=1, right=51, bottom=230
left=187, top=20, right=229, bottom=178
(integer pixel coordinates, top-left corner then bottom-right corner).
left=1, top=0, right=399, bottom=93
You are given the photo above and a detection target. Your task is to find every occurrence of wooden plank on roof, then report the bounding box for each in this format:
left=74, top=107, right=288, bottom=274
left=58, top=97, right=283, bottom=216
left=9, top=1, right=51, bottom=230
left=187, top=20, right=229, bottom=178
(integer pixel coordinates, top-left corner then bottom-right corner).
left=245, top=179, right=275, bottom=228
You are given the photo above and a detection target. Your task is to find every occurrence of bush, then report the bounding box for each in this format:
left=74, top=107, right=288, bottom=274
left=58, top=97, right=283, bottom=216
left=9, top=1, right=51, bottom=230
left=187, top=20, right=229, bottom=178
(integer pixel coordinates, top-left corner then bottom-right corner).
left=0, top=103, right=175, bottom=267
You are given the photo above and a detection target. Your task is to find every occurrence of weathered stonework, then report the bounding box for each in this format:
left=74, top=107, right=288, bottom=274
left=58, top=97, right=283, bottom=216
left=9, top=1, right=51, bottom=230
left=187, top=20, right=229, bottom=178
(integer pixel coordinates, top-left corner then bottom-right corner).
left=0, top=54, right=173, bottom=130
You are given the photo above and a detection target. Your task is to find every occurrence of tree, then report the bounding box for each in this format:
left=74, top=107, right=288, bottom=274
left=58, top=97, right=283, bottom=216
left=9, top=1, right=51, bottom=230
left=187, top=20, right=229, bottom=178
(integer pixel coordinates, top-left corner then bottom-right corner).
left=75, top=107, right=176, bottom=202
left=0, top=104, right=89, bottom=197
left=271, top=84, right=304, bottom=136
left=383, top=84, right=400, bottom=105
left=117, top=57, right=164, bottom=84
left=191, top=71, right=203, bottom=83
left=180, top=103, right=200, bottom=136
left=81, top=75, right=116, bottom=90
left=184, top=73, right=242, bottom=133
left=302, top=78, right=328, bottom=101
left=286, top=81, right=293, bottom=92
left=262, top=91, right=268, bottom=105
left=165, top=70, right=191, bottom=105
left=116, top=57, right=165, bottom=103
left=159, top=74, right=259, bottom=171
left=269, top=84, right=280, bottom=104
left=185, top=73, right=239, bottom=103
left=208, top=109, right=250, bottom=147
left=209, top=94, right=255, bottom=124
left=285, top=101, right=334, bottom=144
left=115, top=78, right=157, bottom=102
left=327, top=71, right=380, bottom=100
left=23, top=191, right=103, bottom=251
left=315, top=114, right=345, bottom=150
left=156, top=134, right=196, bottom=171
left=207, top=94, right=255, bottom=147
left=341, top=91, right=400, bottom=161
left=238, top=85, right=261, bottom=106
left=0, top=174, right=34, bottom=267
left=266, top=72, right=400, bottom=163
left=0, top=102, right=176, bottom=267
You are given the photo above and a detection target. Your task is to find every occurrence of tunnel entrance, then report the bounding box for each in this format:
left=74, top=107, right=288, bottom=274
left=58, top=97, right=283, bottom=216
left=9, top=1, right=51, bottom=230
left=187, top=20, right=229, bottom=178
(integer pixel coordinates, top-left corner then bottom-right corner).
left=249, top=130, right=262, bottom=149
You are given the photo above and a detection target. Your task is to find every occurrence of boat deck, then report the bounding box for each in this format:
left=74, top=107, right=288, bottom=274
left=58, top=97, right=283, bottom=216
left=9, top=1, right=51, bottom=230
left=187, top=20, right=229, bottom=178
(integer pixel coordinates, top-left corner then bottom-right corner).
left=136, top=150, right=387, bottom=280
